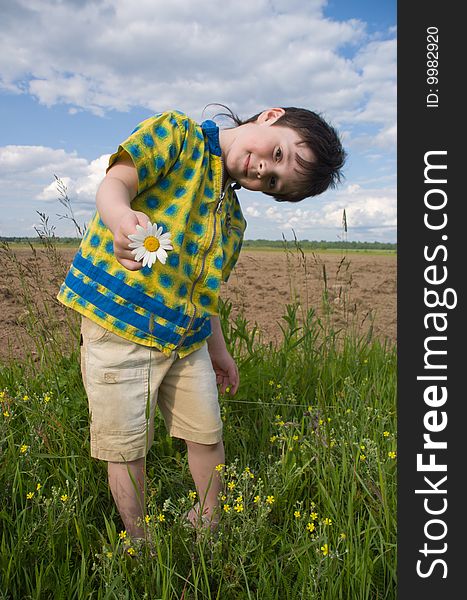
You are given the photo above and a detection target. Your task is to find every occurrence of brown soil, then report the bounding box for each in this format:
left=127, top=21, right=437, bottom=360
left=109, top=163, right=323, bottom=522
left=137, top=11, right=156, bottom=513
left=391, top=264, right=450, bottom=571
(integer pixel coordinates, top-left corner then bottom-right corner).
left=0, top=246, right=396, bottom=363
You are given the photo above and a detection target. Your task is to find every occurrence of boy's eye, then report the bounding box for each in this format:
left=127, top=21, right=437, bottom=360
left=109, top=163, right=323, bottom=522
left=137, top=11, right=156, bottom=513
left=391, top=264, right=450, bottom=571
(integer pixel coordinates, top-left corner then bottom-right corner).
left=275, top=148, right=282, bottom=160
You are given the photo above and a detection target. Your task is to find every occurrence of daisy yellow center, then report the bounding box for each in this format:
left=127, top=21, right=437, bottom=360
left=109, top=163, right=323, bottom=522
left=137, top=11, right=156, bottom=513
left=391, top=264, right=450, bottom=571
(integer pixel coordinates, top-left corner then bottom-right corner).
left=144, top=236, right=160, bottom=252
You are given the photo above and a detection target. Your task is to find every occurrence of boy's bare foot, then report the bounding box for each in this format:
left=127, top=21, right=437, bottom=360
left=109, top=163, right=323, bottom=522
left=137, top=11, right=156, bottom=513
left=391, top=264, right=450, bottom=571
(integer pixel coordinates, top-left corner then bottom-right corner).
left=185, top=502, right=220, bottom=532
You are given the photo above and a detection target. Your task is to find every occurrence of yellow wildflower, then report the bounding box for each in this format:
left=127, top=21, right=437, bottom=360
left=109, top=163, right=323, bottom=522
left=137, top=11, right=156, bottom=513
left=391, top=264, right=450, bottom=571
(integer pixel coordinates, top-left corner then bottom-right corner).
left=227, top=481, right=235, bottom=490
left=60, top=494, right=69, bottom=502
left=360, top=454, right=366, bottom=461
left=310, top=512, right=318, bottom=520
left=3, top=411, right=10, bottom=417
left=20, top=444, right=28, bottom=454
left=306, top=522, right=315, bottom=533
left=119, top=530, right=127, bottom=540
left=270, top=435, right=277, bottom=443
left=215, top=464, right=225, bottom=472
left=269, top=380, right=274, bottom=386
left=106, top=551, right=113, bottom=559
left=360, top=444, right=366, bottom=450
left=144, top=515, right=151, bottom=524
left=223, top=504, right=231, bottom=513
left=276, top=383, right=282, bottom=389
left=234, top=504, right=244, bottom=513
left=236, top=495, right=243, bottom=503
left=36, top=483, right=41, bottom=491
left=340, top=532, right=347, bottom=540
left=23, top=395, right=29, bottom=401
left=188, top=490, right=197, bottom=501
left=388, top=451, right=397, bottom=459
left=266, top=495, right=275, bottom=505
left=383, top=431, right=390, bottom=437
left=321, top=544, right=329, bottom=556
left=26, top=491, right=34, bottom=499
left=221, top=494, right=227, bottom=501
left=126, top=547, right=135, bottom=556
left=43, top=394, right=51, bottom=403
left=253, top=495, right=260, bottom=503
left=292, top=435, right=299, bottom=441
left=0, top=391, right=5, bottom=399
left=323, top=518, right=332, bottom=525
left=294, top=510, right=301, bottom=518
left=157, top=513, right=165, bottom=522
left=244, top=466, right=254, bottom=478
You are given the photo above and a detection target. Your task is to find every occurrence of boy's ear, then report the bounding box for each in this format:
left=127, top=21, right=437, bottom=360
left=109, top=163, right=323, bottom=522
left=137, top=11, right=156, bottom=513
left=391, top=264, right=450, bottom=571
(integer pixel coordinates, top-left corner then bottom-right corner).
left=257, top=107, right=285, bottom=125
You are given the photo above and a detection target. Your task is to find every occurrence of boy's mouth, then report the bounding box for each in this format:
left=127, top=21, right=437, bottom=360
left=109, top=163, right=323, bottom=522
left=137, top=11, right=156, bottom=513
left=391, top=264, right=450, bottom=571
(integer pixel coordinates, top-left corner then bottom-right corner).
left=244, top=154, right=250, bottom=177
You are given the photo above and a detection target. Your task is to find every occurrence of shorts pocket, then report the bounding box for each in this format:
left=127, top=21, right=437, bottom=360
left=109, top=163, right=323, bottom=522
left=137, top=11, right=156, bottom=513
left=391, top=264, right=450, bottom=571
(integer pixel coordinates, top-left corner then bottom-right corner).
left=86, top=365, right=151, bottom=435
left=81, top=316, right=113, bottom=344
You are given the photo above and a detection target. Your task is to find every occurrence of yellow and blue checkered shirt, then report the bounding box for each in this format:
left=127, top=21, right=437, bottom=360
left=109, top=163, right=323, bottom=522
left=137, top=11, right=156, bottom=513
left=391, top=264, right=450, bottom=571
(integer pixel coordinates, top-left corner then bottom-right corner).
left=57, top=111, right=247, bottom=357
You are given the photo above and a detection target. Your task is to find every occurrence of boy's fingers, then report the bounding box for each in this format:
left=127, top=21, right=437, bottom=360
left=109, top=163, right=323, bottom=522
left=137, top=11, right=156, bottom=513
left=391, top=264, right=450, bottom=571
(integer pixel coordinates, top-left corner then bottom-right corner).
left=229, top=366, right=239, bottom=395
left=117, top=257, right=142, bottom=271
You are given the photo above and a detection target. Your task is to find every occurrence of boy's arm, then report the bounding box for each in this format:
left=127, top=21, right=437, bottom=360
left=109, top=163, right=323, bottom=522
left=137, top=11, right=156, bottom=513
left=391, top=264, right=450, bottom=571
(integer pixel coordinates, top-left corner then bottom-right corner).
left=96, top=152, right=149, bottom=271
left=207, top=315, right=239, bottom=395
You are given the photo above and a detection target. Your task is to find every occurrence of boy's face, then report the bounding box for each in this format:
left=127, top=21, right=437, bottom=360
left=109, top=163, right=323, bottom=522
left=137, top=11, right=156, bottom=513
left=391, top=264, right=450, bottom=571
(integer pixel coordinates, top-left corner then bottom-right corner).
left=220, top=109, right=314, bottom=197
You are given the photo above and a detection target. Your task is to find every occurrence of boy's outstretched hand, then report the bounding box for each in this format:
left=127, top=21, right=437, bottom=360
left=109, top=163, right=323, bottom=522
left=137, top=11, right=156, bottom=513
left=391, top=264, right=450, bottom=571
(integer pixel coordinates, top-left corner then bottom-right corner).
left=112, top=210, right=150, bottom=270
left=96, top=152, right=149, bottom=271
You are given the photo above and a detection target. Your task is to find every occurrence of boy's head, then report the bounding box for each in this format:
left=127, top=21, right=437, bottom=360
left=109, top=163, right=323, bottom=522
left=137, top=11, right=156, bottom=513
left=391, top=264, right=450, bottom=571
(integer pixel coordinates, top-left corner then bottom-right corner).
left=217, top=105, right=346, bottom=202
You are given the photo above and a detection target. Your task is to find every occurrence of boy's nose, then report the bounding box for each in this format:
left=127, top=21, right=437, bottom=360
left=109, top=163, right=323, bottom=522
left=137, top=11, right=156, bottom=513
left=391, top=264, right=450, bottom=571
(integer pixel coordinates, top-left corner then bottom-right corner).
left=257, top=160, right=265, bottom=178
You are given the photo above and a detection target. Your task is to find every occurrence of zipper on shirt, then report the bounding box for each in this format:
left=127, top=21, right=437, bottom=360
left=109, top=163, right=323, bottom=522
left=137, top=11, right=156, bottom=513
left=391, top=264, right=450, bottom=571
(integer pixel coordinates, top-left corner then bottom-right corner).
left=174, top=162, right=226, bottom=351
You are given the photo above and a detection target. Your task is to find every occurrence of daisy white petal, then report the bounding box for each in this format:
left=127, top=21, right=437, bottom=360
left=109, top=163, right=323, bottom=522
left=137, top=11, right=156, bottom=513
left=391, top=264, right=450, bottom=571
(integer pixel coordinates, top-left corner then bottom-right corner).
left=133, top=247, right=147, bottom=262
left=128, top=232, right=146, bottom=243
left=147, top=253, right=158, bottom=268
left=156, top=247, right=168, bottom=264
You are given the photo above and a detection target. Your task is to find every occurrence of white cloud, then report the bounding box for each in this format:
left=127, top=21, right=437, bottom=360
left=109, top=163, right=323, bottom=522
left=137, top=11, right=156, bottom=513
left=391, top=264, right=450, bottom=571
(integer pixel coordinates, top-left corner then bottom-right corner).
left=0, top=0, right=394, bottom=143
left=238, top=182, right=396, bottom=242
left=246, top=205, right=260, bottom=218
left=0, top=145, right=106, bottom=205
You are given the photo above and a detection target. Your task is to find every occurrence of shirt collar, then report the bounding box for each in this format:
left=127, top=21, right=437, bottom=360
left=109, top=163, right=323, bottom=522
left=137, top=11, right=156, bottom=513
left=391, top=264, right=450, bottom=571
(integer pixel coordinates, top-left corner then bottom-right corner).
left=201, top=119, right=222, bottom=157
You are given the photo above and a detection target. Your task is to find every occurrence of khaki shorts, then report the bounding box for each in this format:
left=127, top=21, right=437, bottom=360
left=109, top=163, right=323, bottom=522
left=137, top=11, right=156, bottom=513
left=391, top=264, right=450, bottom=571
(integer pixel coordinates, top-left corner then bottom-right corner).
left=80, top=317, right=222, bottom=462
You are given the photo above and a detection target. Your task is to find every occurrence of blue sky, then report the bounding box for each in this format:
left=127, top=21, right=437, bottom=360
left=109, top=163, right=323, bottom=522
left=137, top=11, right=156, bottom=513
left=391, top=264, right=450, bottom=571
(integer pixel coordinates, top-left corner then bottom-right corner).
left=0, top=0, right=396, bottom=242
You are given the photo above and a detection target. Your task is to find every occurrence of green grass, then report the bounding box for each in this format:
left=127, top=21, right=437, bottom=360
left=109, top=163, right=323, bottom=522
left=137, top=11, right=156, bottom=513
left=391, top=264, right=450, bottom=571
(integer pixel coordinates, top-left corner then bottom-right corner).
left=0, top=240, right=396, bottom=599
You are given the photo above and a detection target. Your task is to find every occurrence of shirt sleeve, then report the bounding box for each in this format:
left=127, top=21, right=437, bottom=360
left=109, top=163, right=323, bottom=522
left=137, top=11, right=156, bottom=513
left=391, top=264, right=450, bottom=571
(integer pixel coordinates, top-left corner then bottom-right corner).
left=107, top=111, right=185, bottom=196
left=222, top=237, right=243, bottom=282
left=221, top=191, right=247, bottom=282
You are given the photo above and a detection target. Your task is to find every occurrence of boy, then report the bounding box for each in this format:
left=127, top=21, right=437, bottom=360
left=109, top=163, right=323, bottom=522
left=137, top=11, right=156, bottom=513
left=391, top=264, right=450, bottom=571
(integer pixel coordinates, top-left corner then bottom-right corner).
left=58, top=106, right=345, bottom=538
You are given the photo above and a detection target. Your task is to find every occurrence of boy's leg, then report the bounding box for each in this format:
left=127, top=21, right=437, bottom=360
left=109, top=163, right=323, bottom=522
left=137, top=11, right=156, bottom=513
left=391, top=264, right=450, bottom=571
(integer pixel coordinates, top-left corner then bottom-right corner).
left=185, top=439, right=225, bottom=527
left=108, top=458, right=146, bottom=539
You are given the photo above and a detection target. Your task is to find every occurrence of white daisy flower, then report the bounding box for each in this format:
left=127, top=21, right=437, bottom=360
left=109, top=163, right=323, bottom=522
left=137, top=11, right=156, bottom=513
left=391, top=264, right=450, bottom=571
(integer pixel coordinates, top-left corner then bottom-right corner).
left=128, top=222, right=173, bottom=268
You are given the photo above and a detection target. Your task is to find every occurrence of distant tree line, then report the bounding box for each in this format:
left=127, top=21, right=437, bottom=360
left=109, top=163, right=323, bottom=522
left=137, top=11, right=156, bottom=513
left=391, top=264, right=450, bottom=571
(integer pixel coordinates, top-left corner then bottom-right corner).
left=0, top=236, right=80, bottom=246
left=242, top=239, right=396, bottom=251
